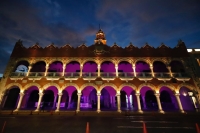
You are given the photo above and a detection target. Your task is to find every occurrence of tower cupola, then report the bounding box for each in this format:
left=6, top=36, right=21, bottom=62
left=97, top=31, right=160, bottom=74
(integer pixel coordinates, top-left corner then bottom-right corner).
left=94, top=28, right=107, bottom=45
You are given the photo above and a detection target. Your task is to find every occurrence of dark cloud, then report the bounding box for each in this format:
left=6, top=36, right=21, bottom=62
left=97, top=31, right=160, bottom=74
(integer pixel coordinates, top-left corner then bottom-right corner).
left=0, top=0, right=200, bottom=74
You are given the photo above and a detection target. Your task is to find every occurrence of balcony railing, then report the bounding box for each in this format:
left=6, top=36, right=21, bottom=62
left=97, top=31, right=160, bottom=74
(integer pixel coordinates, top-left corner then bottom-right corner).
left=9, top=71, right=191, bottom=82
left=172, top=72, right=190, bottom=81
left=46, top=72, right=63, bottom=80
left=101, top=72, right=116, bottom=80
left=10, top=72, right=27, bottom=77
left=136, top=72, right=153, bottom=81
left=28, top=72, right=45, bottom=77
left=64, top=72, right=80, bottom=80
left=82, top=72, right=98, bottom=80
left=118, top=72, right=134, bottom=81
left=46, top=72, right=63, bottom=77
left=154, top=72, right=171, bottom=78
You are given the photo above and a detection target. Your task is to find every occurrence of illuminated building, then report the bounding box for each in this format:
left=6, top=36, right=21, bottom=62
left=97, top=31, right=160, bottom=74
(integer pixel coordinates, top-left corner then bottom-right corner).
left=0, top=29, right=199, bottom=113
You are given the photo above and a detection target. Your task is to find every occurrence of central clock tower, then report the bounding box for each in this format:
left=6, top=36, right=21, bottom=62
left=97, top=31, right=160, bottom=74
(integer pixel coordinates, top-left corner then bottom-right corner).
left=94, top=28, right=107, bottom=45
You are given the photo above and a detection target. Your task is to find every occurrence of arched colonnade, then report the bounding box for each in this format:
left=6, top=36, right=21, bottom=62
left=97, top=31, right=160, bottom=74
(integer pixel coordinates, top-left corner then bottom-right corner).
left=1, top=83, right=197, bottom=113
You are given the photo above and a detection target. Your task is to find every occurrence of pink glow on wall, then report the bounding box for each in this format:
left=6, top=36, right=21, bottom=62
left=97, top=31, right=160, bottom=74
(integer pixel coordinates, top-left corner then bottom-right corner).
left=140, top=86, right=152, bottom=96
left=118, top=62, right=133, bottom=72
left=153, top=61, right=168, bottom=72
left=46, top=86, right=58, bottom=95
left=121, top=86, right=134, bottom=96
left=135, top=61, right=150, bottom=72
left=102, top=86, right=116, bottom=96
left=82, top=86, right=94, bottom=96
left=101, top=61, right=115, bottom=72
left=65, top=62, right=80, bottom=72
left=63, top=86, right=76, bottom=96
left=48, top=61, right=63, bottom=72
left=83, top=62, right=97, bottom=72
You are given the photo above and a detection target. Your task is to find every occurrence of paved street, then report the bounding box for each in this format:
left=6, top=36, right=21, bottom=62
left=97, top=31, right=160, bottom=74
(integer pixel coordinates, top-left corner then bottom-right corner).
left=0, top=111, right=200, bottom=133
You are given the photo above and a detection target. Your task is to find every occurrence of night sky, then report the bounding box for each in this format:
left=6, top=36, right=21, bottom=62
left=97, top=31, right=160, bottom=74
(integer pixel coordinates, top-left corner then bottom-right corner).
left=0, top=0, right=200, bottom=74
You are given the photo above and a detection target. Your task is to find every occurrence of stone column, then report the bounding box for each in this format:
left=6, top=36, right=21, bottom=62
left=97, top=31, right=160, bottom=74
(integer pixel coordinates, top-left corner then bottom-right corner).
left=167, top=66, right=173, bottom=77
left=142, top=96, right=146, bottom=109
left=68, top=95, right=71, bottom=109
left=150, top=65, right=154, bottom=77
left=76, top=92, right=81, bottom=112
left=80, top=65, right=83, bottom=77
left=98, top=64, right=101, bottom=77
left=155, top=93, right=164, bottom=113
left=115, top=65, right=118, bottom=77
left=97, top=93, right=101, bottom=113
left=135, top=93, right=143, bottom=113
left=116, top=93, right=121, bottom=113
left=35, top=92, right=44, bottom=112
left=14, top=92, right=25, bottom=111
left=26, top=66, right=32, bottom=76
left=56, top=93, right=62, bottom=112
left=44, top=64, right=49, bottom=76
left=127, top=95, right=131, bottom=109
left=132, top=65, right=136, bottom=77
left=53, top=95, right=57, bottom=109
left=175, top=93, right=184, bottom=113
left=62, top=64, right=66, bottom=76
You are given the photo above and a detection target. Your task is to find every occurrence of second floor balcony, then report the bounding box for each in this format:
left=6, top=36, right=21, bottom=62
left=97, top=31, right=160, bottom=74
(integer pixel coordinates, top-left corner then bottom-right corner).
left=172, top=73, right=190, bottom=81
left=154, top=72, right=171, bottom=81
left=46, top=72, right=63, bottom=80
left=118, top=72, right=134, bottom=81
left=28, top=72, right=45, bottom=80
left=9, top=71, right=191, bottom=82
left=136, top=72, right=153, bottom=81
left=64, top=72, right=80, bottom=81
left=82, top=72, right=98, bottom=81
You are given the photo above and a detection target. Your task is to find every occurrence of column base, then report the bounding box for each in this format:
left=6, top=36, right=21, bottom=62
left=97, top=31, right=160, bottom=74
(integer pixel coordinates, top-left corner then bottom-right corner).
left=76, top=110, right=80, bottom=113
left=117, top=109, right=122, bottom=113
left=55, top=109, right=60, bottom=112
left=97, top=109, right=101, bottom=113
left=34, top=109, right=40, bottom=112
left=14, top=109, right=19, bottom=112
left=138, top=109, right=143, bottom=113
left=159, top=110, right=165, bottom=114
left=180, top=110, right=185, bottom=113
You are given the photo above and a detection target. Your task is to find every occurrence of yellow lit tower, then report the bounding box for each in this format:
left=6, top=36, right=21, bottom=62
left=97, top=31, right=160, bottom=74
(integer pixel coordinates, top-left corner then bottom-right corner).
left=94, top=28, right=107, bottom=45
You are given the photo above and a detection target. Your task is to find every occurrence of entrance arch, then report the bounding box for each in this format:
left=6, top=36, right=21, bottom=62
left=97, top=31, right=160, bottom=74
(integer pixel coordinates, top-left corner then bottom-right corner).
left=80, top=86, right=97, bottom=111
left=100, top=86, right=116, bottom=111
left=3, top=87, right=20, bottom=109
left=63, top=86, right=77, bottom=110
left=159, top=87, right=178, bottom=111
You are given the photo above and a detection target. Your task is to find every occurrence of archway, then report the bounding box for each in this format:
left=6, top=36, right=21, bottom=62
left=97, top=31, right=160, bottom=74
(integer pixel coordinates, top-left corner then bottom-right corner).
left=118, top=61, right=133, bottom=77
left=135, top=61, right=151, bottom=77
left=47, top=61, right=63, bottom=76
left=14, top=60, right=29, bottom=72
left=21, top=86, right=39, bottom=109
left=140, top=86, right=158, bottom=111
left=121, top=86, right=136, bottom=111
left=42, top=86, right=58, bottom=110
left=159, top=87, right=178, bottom=111
left=80, top=86, right=97, bottom=111
left=3, top=87, right=20, bottom=109
left=170, top=60, right=185, bottom=73
left=100, top=86, right=116, bottom=111
left=30, top=61, right=46, bottom=72
left=63, top=86, right=77, bottom=110
left=179, top=87, right=196, bottom=111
